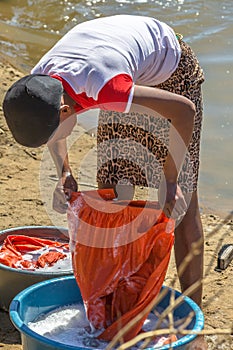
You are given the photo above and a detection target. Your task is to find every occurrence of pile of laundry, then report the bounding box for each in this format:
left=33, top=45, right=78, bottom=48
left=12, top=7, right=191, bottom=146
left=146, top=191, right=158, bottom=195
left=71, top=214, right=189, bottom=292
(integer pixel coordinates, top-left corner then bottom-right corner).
left=0, top=235, right=70, bottom=270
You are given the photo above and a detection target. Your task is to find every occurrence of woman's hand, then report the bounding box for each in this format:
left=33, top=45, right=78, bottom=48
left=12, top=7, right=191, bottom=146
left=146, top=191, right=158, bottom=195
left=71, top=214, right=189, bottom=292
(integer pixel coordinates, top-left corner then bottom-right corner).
left=53, top=172, right=78, bottom=214
left=158, top=180, right=187, bottom=220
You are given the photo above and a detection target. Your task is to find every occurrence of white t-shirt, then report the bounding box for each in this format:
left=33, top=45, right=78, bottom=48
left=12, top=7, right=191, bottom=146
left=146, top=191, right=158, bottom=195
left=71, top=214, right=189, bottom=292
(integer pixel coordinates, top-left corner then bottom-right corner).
left=32, top=15, right=181, bottom=113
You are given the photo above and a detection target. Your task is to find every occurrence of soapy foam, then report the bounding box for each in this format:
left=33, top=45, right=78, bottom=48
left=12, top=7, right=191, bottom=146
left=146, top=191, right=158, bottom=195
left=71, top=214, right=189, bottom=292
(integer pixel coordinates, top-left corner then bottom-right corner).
left=28, top=304, right=105, bottom=348
left=28, top=303, right=178, bottom=349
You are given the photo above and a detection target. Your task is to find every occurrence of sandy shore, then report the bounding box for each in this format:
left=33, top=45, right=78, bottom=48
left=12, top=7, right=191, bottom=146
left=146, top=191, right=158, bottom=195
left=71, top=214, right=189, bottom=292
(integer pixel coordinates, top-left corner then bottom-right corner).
left=0, top=59, right=232, bottom=349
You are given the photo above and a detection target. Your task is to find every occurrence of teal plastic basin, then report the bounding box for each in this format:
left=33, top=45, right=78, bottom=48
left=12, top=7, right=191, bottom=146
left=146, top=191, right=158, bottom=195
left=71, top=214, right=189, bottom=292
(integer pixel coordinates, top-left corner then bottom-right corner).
left=10, top=275, right=204, bottom=350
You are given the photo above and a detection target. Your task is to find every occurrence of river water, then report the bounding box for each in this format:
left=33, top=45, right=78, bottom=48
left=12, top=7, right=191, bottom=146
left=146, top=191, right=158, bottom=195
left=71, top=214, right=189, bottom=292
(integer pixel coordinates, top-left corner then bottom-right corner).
left=0, top=0, right=232, bottom=216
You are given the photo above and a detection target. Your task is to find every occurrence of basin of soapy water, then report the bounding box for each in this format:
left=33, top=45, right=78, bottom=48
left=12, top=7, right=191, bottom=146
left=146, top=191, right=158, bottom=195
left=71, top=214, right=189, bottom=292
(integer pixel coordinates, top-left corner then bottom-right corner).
left=10, top=275, right=204, bottom=350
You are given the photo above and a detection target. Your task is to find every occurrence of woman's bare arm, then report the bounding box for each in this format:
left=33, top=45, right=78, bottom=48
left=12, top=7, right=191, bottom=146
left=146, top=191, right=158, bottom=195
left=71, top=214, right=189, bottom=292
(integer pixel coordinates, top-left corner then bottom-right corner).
left=131, top=85, right=195, bottom=218
left=132, top=85, right=195, bottom=177
left=47, top=114, right=78, bottom=213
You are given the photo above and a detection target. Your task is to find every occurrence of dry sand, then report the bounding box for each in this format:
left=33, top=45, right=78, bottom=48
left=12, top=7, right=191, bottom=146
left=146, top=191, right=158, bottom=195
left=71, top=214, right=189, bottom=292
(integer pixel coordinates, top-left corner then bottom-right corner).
left=0, top=59, right=232, bottom=349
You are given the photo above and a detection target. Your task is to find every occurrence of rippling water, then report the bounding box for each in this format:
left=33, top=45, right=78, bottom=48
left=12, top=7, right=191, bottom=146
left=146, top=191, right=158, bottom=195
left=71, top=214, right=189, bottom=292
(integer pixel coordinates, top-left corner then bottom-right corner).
left=0, top=0, right=232, bottom=215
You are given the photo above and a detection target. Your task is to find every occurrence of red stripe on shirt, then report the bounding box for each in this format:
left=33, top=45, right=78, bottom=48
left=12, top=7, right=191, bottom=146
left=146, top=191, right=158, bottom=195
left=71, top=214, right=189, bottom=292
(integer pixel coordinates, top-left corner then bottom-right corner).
left=51, top=74, right=133, bottom=113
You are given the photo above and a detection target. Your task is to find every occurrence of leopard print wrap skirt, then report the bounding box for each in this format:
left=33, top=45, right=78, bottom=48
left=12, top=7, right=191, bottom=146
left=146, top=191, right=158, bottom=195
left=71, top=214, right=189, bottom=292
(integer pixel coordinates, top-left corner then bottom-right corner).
left=96, top=38, right=205, bottom=193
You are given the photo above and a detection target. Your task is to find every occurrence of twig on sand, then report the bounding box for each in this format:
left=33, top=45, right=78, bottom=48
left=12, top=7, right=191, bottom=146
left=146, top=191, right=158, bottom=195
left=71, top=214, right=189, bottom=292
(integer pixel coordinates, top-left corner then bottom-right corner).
left=23, top=149, right=38, bottom=160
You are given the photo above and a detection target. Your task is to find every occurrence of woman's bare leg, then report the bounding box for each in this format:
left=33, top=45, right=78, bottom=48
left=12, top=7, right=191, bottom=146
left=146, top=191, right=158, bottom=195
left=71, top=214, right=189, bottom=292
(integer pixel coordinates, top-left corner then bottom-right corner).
left=175, top=191, right=207, bottom=349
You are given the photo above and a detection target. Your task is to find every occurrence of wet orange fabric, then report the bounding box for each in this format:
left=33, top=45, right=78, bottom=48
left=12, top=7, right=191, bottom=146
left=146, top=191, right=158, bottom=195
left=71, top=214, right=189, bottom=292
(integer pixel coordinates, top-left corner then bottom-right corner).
left=0, top=235, right=69, bottom=269
left=68, top=189, right=175, bottom=342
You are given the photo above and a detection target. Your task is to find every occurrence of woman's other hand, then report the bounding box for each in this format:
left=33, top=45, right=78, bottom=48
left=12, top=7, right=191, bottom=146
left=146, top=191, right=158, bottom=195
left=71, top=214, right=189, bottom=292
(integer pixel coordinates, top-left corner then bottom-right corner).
left=158, top=180, right=187, bottom=220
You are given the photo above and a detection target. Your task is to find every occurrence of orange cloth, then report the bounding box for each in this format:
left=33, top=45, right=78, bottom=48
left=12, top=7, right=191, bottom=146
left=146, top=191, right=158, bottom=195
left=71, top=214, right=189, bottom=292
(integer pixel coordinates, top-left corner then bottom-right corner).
left=0, top=235, right=69, bottom=269
left=68, top=189, right=175, bottom=342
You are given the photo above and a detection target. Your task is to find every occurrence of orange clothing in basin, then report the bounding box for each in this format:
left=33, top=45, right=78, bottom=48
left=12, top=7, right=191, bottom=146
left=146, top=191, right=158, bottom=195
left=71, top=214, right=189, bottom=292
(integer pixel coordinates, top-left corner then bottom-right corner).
left=0, top=235, right=69, bottom=269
